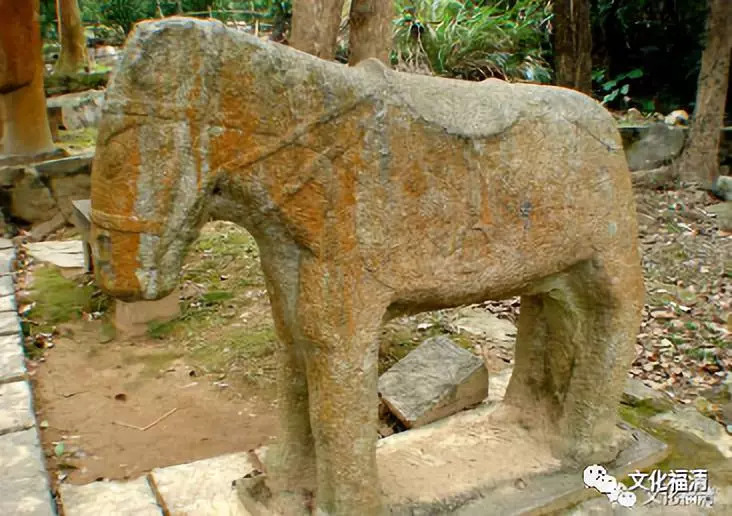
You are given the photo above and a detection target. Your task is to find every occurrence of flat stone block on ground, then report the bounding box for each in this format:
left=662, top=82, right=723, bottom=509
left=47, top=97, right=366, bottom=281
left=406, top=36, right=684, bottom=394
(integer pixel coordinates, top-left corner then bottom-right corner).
left=114, top=289, right=181, bottom=338
left=151, top=452, right=255, bottom=515
left=0, top=311, right=21, bottom=336
left=26, top=240, right=85, bottom=270
left=0, top=275, right=14, bottom=297
left=378, top=335, right=488, bottom=428
left=649, top=407, right=732, bottom=458
left=0, top=428, right=55, bottom=516
left=0, top=238, right=13, bottom=250
left=0, top=247, right=16, bottom=274
left=60, top=478, right=162, bottom=516
left=622, top=378, right=673, bottom=412
left=0, top=334, right=26, bottom=383
left=0, top=291, right=17, bottom=312
left=0, top=381, right=35, bottom=434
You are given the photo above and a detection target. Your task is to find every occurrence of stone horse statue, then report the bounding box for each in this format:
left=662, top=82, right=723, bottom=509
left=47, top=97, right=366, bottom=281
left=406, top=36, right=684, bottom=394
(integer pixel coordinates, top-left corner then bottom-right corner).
left=90, top=18, right=644, bottom=516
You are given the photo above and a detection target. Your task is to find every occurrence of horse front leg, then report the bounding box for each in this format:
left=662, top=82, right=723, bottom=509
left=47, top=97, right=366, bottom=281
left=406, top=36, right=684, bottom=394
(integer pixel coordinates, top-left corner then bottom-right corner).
left=299, top=262, right=390, bottom=516
left=239, top=260, right=315, bottom=515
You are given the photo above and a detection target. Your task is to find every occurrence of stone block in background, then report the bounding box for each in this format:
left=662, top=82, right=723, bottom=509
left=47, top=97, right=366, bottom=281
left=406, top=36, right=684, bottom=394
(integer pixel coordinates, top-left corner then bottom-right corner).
left=378, top=335, right=488, bottom=429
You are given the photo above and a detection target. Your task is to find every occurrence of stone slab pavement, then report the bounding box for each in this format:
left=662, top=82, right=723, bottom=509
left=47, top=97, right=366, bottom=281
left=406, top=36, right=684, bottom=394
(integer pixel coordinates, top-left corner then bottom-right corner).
left=0, top=238, right=57, bottom=515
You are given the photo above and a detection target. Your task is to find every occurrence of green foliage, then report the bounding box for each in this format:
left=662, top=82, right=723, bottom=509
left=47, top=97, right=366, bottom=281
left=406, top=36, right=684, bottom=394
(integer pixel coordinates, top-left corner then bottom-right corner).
left=393, top=0, right=553, bottom=82
left=591, top=0, right=710, bottom=112
left=594, top=67, right=644, bottom=108
left=99, top=0, right=156, bottom=35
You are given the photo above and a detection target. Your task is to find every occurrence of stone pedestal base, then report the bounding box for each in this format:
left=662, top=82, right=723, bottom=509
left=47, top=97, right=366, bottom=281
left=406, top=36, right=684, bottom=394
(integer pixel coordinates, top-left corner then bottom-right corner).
left=238, top=403, right=668, bottom=515
left=114, top=289, right=180, bottom=338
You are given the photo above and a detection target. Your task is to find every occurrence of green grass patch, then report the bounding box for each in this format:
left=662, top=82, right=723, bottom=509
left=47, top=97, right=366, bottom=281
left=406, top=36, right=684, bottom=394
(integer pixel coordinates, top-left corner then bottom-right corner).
left=27, top=267, right=107, bottom=325
left=57, top=127, right=98, bottom=149
left=147, top=319, right=179, bottom=340
left=201, top=290, right=235, bottom=305
left=190, top=325, right=277, bottom=373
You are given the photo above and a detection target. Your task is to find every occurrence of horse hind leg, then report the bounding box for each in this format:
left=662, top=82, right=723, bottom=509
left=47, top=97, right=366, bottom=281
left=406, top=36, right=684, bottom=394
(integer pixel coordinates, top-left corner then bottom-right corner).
left=503, top=251, right=643, bottom=465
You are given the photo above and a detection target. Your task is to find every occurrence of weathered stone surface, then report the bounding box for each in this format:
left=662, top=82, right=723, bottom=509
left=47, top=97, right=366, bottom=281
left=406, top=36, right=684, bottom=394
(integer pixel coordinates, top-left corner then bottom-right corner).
left=48, top=173, right=91, bottom=223
left=0, top=428, right=55, bottom=516
left=35, top=152, right=93, bottom=177
left=60, top=478, right=162, bottom=516
left=151, top=452, right=255, bottom=516
left=711, top=175, right=732, bottom=201
left=114, top=289, right=180, bottom=337
left=649, top=407, right=732, bottom=458
left=0, top=246, right=15, bottom=274
left=622, top=123, right=686, bottom=171
left=30, top=212, right=67, bottom=242
left=91, top=18, right=644, bottom=514
left=71, top=200, right=92, bottom=271
left=72, top=199, right=91, bottom=233
left=567, top=494, right=711, bottom=515
left=486, top=367, right=513, bottom=404
left=0, top=165, right=26, bottom=187
left=0, top=237, right=13, bottom=250
left=46, top=91, right=105, bottom=131
left=451, top=306, right=516, bottom=348
left=379, top=336, right=488, bottom=428
left=0, top=291, right=16, bottom=312
left=375, top=410, right=667, bottom=514
left=0, top=381, right=34, bottom=434
left=707, top=201, right=732, bottom=232
left=622, top=378, right=673, bottom=412
left=26, top=240, right=85, bottom=270
left=0, top=311, right=20, bottom=336
left=10, top=168, right=58, bottom=223
left=0, top=274, right=13, bottom=296
left=0, top=333, right=25, bottom=383
left=0, top=148, right=67, bottom=168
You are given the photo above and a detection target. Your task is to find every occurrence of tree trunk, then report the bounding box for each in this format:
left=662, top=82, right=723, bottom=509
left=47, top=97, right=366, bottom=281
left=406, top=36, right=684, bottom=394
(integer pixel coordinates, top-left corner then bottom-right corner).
left=348, top=0, right=393, bottom=65
left=0, top=0, right=37, bottom=93
left=55, top=0, right=89, bottom=76
left=290, top=0, right=344, bottom=60
left=553, top=0, right=592, bottom=95
left=0, top=0, right=55, bottom=156
left=675, top=0, right=731, bottom=185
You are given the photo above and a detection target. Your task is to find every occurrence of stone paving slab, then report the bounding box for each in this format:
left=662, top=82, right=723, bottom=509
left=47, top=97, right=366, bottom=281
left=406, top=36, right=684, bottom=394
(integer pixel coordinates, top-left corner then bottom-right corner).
left=0, top=274, right=14, bottom=296
left=0, top=428, right=56, bottom=515
left=0, top=380, right=35, bottom=435
left=0, top=310, right=21, bottom=336
left=0, top=290, right=17, bottom=312
left=151, top=452, right=255, bottom=515
left=0, top=333, right=26, bottom=384
left=60, top=478, right=162, bottom=516
left=0, top=247, right=16, bottom=274
left=26, top=241, right=85, bottom=270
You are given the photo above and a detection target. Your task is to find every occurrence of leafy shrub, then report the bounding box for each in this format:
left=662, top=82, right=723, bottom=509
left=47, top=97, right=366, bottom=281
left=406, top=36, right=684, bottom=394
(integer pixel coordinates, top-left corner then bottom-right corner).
left=392, top=0, right=553, bottom=82
left=594, top=67, right=645, bottom=108
left=99, top=0, right=156, bottom=35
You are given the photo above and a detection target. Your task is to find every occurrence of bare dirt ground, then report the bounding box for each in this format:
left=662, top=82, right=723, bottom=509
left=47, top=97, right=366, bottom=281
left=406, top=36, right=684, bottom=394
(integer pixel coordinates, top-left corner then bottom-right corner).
left=16, top=183, right=731, bottom=494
